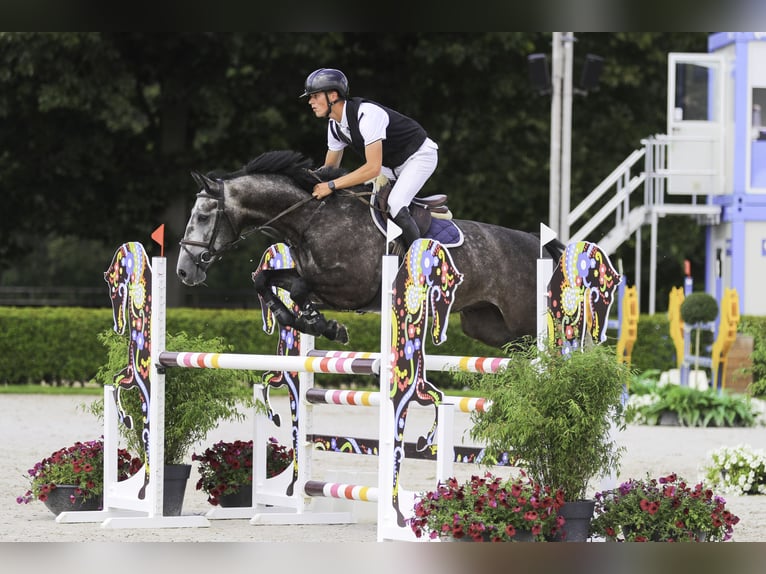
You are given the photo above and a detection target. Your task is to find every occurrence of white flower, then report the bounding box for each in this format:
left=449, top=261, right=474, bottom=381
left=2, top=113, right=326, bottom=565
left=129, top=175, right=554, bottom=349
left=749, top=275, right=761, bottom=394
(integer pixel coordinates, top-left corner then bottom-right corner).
left=699, top=443, right=766, bottom=496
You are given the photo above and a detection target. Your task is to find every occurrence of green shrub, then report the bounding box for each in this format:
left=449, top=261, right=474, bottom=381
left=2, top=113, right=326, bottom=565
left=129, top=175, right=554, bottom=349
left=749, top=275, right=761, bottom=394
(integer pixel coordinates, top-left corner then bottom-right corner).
left=628, top=314, right=676, bottom=373
left=0, top=307, right=498, bottom=390
left=739, top=316, right=766, bottom=398
left=680, top=292, right=719, bottom=324
left=625, top=376, right=757, bottom=427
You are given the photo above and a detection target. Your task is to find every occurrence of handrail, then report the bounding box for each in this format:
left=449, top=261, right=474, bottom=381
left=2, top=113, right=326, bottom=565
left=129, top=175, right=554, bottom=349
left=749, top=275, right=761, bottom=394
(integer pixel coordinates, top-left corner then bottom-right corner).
left=568, top=148, right=646, bottom=224
left=567, top=134, right=721, bottom=253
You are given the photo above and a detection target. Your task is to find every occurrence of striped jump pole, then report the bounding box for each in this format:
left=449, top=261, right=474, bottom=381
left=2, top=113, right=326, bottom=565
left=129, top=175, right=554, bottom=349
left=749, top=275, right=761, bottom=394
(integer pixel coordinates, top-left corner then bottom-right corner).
left=159, top=351, right=379, bottom=375
left=305, top=388, right=380, bottom=407
left=305, top=480, right=378, bottom=503
left=308, top=348, right=510, bottom=375
left=305, top=388, right=490, bottom=414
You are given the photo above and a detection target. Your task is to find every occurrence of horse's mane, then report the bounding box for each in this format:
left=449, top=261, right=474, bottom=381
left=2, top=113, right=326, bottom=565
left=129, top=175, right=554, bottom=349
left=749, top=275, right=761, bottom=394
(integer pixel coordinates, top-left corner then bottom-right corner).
left=214, top=150, right=349, bottom=193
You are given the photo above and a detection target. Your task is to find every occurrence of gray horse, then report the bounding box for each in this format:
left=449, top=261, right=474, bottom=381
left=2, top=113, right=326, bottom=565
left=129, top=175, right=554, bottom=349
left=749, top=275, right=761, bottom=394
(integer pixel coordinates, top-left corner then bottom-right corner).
left=176, top=150, right=561, bottom=350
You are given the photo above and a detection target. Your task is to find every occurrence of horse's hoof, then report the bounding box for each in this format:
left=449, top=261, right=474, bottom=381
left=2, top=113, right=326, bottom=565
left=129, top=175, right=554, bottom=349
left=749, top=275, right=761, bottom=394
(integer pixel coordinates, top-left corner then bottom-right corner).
left=324, top=320, right=349, bottom=344
left=270, top=412, right=282, bottom=427
left=415, top=435, right=431, bottom=452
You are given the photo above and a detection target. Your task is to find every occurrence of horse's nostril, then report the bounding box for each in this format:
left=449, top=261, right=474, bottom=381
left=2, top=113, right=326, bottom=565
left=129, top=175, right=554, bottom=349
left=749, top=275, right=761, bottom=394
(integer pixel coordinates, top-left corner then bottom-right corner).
left=178, top=269, right=186, bottom=278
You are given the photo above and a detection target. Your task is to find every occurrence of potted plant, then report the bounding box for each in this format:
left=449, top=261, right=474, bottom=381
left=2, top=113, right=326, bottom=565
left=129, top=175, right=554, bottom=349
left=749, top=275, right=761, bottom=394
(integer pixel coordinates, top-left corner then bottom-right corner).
left=457, top=340, right=630, bottom=541
left=680, top=291, right=719, bottom=376
left=192, top=437, right=293, bottom=506
left=700, top=444, right=766, bottom=495
left=17, top=438, right=142, bottom=516
left=91, top=329, right=256, bottom=515
left=409, top=471, right=566, bottom=542
left=590, top=472, right=740, bottom=542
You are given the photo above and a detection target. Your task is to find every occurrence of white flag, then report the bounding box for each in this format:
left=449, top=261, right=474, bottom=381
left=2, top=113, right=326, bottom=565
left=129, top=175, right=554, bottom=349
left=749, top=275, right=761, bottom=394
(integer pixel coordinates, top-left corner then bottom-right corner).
left=539, top=223, right=558, bottom=258
left=386, top=221, right=403, bottom=243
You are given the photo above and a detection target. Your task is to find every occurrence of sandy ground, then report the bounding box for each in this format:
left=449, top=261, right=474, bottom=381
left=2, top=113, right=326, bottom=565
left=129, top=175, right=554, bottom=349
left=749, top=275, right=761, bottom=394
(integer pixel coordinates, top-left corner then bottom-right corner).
left=2, top=393, right=765, bottom=543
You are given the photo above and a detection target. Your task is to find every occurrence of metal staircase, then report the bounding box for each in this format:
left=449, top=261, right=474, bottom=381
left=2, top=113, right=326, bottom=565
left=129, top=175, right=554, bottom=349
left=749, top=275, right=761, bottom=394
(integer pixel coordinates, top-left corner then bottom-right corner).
left=567, top=134, right=723, bottom=314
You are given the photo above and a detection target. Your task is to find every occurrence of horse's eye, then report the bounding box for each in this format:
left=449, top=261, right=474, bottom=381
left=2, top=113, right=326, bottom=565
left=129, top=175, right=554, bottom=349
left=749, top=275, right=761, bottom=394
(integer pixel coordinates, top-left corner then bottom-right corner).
left=197, top=214, right=210, bottom=223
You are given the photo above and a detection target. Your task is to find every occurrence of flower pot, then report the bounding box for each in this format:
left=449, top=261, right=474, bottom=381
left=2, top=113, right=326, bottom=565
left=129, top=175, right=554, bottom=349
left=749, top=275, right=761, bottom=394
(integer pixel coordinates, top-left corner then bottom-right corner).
left=163, top=463, right=191, bottom=516
left=42, top=485, right=102, bottom=516
left=218, top=487, right=253, bottom=508
left=551, top=500, right=595, bottom=542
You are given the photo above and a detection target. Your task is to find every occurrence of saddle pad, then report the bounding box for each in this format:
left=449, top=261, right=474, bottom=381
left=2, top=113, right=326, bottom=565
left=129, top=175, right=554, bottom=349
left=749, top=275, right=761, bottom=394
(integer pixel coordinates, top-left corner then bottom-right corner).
left=371, top=204, right=464, bottom=248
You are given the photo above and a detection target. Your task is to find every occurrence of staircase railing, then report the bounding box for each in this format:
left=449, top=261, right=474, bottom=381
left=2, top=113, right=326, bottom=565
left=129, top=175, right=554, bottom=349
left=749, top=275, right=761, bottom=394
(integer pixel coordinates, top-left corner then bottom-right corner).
left=568, top=134, right=721, bottom=254
left=566, top=134, right=723, bottom=314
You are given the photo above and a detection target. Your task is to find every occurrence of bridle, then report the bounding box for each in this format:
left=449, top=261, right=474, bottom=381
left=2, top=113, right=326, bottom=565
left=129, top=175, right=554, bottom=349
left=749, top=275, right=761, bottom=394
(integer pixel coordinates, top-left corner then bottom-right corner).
left=179, top=175, right=318, bottom=271
left=179, top=168, right=383, bottom=273
left=178, top=177, right=241, bottom=269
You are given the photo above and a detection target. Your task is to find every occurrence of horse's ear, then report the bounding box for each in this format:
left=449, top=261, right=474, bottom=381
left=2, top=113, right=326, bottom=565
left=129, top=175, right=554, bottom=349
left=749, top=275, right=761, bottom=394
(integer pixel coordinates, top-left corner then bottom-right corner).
left=190, top=171, right=217, bottom=194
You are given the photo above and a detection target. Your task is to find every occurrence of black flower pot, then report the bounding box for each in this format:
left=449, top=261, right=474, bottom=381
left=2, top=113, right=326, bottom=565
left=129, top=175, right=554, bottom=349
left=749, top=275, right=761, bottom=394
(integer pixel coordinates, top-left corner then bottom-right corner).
left=163, top=464, right=191, bottom=516
left=551, top=500, right=596, bottom=542
left=218, top=487, right=253, bottom=508
left=43, top=485, right=102, bottom=516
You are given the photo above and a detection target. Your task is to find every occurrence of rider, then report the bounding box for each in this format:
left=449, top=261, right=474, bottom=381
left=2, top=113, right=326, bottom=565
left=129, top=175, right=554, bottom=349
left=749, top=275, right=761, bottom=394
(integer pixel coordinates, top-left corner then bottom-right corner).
left=301, top=67, right=439, bottom=249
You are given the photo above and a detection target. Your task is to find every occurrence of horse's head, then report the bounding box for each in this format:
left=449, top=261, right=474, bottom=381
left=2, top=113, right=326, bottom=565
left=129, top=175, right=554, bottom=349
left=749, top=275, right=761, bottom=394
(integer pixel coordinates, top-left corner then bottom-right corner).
left=176, top=171, right=241, bottom=286
left=422, top=240, right=464, bottom=345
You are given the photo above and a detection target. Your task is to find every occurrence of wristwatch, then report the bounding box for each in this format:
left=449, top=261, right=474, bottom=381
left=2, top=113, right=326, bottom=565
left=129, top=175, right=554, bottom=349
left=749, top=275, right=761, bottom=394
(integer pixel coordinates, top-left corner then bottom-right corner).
left=328, top=181, right=336, bottom=191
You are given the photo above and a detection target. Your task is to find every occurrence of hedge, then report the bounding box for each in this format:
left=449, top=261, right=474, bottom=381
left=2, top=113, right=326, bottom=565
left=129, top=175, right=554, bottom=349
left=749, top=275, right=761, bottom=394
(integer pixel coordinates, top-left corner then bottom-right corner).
left=2, top=307, right=764, bottom=392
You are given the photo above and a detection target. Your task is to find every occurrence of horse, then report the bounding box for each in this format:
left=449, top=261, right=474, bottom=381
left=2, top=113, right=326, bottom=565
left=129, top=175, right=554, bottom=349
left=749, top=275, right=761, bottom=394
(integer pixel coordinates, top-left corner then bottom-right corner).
left=176, top=150, right=563, bottom=350
left=103, top=241, right=152, bottom=498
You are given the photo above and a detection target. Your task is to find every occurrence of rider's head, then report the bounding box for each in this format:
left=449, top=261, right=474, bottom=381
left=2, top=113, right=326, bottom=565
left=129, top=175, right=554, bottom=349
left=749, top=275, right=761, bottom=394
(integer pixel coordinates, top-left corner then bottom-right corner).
left=301, top=68, right=348, bottom=118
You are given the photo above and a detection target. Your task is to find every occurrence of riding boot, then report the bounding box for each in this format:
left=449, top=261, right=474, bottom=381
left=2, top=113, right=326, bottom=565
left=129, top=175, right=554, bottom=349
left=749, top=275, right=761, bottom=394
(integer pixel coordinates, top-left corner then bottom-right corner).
left=392, top=206, right=421, bottom=250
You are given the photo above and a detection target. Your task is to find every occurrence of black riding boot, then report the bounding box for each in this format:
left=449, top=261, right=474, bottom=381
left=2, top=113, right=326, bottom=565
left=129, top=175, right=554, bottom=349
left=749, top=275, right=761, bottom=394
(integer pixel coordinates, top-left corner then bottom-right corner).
left=392, top=206, right=421, bottom=250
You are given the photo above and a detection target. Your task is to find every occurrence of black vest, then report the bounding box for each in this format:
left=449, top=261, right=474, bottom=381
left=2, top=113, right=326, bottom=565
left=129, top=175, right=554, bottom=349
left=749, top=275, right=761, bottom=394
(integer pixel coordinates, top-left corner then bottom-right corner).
left=331, top=98, right=428, bottom=168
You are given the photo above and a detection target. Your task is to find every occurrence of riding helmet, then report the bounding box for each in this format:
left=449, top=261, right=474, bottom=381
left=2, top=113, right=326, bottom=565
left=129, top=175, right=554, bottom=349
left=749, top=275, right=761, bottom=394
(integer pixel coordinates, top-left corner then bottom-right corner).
left=301, top=68, right=349, bottom=98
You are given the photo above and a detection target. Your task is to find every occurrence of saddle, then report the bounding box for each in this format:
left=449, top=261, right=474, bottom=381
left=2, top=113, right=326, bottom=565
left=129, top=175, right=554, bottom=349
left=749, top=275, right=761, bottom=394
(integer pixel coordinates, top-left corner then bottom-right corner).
left=369, top=175, right=464, bottom=248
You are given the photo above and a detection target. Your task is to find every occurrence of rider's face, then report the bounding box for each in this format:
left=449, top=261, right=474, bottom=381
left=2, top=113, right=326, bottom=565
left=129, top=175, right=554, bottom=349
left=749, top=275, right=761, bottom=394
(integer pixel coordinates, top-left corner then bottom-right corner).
left=308, top=92, right=333, bottom=118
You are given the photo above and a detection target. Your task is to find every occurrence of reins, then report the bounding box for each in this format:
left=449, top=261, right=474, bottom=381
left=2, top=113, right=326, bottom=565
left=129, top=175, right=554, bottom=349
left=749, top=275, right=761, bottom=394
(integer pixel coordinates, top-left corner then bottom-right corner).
left=180, top=169, right=385, bottom=269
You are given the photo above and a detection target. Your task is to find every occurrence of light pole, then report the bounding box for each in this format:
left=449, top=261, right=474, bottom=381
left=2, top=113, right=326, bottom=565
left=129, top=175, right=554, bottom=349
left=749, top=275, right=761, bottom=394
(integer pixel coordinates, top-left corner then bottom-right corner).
left=549, top=32, right=575, bottom=243
left=532, top=34, right=603, bottom=242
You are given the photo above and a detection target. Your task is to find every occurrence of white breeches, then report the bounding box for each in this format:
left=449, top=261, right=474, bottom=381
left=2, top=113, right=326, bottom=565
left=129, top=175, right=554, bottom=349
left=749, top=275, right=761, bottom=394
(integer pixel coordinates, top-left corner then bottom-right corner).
left=382, top=137, right=438, bottom=217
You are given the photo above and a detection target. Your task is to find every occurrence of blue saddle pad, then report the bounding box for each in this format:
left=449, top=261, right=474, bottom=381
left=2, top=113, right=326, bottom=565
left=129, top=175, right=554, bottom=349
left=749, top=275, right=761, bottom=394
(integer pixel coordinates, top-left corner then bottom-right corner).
left=370, top=203, right=464, bottom=248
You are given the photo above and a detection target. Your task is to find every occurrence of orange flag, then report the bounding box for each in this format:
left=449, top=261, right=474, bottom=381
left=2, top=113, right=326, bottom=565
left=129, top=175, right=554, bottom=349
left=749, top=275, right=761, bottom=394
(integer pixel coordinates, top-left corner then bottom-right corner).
left=151, top=224, right=165, bottom=257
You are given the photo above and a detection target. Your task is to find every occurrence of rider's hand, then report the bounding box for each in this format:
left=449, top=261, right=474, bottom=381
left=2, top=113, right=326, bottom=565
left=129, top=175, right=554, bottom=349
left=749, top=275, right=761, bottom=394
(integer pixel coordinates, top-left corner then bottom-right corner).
left=312, top=182, right=334, bottom=200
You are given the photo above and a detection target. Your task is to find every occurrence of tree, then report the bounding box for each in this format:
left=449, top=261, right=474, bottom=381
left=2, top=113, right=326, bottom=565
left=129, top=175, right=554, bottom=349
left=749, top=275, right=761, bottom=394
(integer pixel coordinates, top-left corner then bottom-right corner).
left=0, top=32, right=710, bottom=311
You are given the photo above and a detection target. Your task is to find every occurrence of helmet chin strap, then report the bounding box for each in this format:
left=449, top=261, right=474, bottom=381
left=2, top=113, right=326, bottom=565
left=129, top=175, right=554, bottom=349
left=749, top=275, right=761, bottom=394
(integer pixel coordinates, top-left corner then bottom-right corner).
left=324, top=92, right=340, bottom=118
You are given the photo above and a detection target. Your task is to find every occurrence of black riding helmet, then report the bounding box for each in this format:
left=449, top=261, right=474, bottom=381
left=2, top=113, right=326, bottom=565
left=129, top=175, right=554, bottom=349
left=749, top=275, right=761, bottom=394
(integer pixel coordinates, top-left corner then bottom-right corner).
left=300, top=68, right=349, bottom=99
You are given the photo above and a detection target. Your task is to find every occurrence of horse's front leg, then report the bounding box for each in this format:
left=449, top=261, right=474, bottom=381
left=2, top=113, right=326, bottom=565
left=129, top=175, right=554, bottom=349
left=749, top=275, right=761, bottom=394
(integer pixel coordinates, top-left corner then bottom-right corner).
left=252, top=270, right=349, bottom=343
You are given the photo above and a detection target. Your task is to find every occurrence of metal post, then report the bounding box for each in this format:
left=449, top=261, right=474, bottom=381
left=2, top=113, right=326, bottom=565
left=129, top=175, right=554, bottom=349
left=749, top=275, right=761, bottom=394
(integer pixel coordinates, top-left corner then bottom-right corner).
left=549, top=32, right=562, bottom=236
left=560, top=32, right=574, bottom=243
